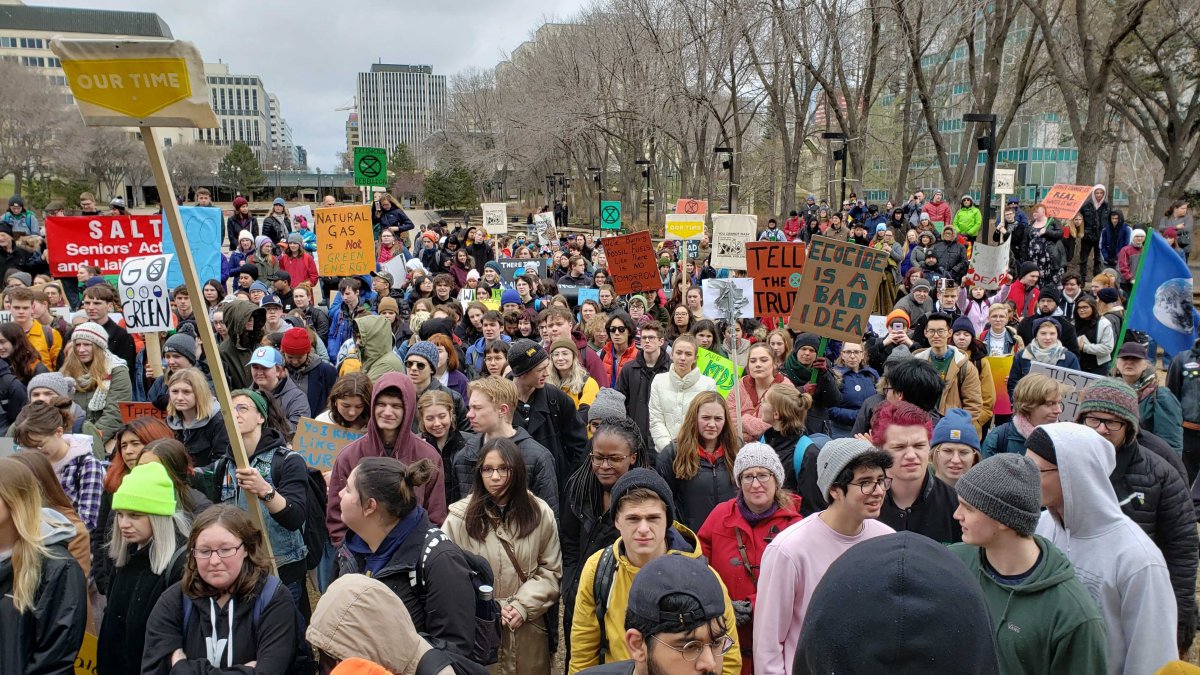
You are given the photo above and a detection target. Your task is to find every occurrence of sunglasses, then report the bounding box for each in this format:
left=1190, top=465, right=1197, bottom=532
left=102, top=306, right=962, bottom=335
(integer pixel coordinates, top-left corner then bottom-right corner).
left=405, top=360, right=428, bottom=371
left=608, top=325, right=629, bottom=334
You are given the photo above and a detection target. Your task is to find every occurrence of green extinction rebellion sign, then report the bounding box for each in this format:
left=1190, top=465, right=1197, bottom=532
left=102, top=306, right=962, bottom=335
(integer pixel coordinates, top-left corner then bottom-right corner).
left=353, top=147, right=387, bottom=187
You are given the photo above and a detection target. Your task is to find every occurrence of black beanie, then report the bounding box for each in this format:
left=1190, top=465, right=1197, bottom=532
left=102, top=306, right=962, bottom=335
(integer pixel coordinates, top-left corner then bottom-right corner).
left=418, top=317, right=455, bottom=341
left=1025, top=427, right=1057, bottom=466
left=610, top=468, right=675, bottom=526
left=1018, top=261, right=1039, bottom=279
left=238, top=263, right=258, bottom=280
left=794, top=333, right=821, bottom=352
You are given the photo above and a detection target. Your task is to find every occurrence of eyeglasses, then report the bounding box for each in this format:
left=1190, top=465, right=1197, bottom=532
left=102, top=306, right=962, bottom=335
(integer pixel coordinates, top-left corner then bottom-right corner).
left=233, top=404, right=254, bottom=415
left=850, top=477, right=893, bottom=494
left=193, top=544, right=244, bottom=559
left=480, top=467, right=511, bottom=477
left=1082, top=415, right=1126, bottom=432
left=926, top=328, right=948, bottom=336
left=740, top=472, right=775, bottom=487
left=405, top=360, right=428, bottom=371
left=590, top=453, right=630, bottom=467
left=937, top=447, right=976, bottom=458
left=651, top=635, right=735, bottom=661
left=608, top=325, right=628, bottom=334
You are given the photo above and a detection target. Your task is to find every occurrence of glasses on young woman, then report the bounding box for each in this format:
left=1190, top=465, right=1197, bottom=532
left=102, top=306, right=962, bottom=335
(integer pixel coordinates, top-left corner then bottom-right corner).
left=480, top=466, right=511, bottom=477
left=193, top=544, right=244, bottom=559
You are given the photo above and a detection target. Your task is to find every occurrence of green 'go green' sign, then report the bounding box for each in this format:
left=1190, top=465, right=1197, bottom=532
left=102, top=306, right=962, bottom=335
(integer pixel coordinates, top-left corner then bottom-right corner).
left=600, top=200, right=622, bottom=230
left=353, top=147, right=387, bottom=187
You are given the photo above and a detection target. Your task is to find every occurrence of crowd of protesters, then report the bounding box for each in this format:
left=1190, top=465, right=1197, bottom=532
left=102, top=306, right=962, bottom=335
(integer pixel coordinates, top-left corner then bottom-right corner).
left=1, top=185, right=1198, bottom=675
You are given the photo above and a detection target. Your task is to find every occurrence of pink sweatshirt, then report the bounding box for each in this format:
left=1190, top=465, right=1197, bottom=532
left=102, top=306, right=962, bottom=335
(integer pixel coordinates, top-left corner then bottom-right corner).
left=752, top=513, right=895, bottom=674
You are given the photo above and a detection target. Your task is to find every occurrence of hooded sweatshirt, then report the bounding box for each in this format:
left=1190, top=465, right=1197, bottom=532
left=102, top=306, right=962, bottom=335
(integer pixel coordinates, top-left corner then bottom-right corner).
left=53, top=434, right=105, bottom=532
left=327, top=373, right=447, bottom=546
left=356, top=314, right=406, bottom=380
left=1034, top=423, right=1177, bottom=675
left=949, top=536, right=1108, bottom=674
left=0, top=508, right=86, bottom=675
left=217, top=299, right=265, bottom=391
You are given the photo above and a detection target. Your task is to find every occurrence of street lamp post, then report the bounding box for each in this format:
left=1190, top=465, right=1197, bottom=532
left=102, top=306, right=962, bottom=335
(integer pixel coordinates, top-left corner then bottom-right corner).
left=273, top=165, right=280, bottom=200
left=964, top=112, right=998, bottom=243
left=588, top=166, right=602, bottom=236
left=636, top=158, right=652, bottom=232
left=821, top=132, right=849, bottom=214
left=714, top=146, right=733, bottom=213
left=210, top=170, right=218, bottom=201
left=316, top=167, right=322, bottom=201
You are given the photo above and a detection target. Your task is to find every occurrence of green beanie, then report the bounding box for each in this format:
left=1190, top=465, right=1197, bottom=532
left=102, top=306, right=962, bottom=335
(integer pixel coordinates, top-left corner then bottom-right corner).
left=112, top=462, right=177, bottom=516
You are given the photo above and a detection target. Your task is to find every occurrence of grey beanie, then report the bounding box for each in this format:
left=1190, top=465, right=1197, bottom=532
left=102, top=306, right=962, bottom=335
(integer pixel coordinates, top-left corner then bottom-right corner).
left=27, top=372, right=76, bottom=398
left=885, top=344, right=913, bottom=368
left=163, top=332, right=197, bottom=365
left=406, top=341, right=440, bottom=370
left=610, top=468, right=675, bottom=526
left=732, top=442, right=785, bottom=488
left=589, top=387, right=627, bottom=423
left=287, top=232, right=304, bottom=246
left=954, top=454, right=1041, bottom=536
left=817, top=438, right=876, bottom=499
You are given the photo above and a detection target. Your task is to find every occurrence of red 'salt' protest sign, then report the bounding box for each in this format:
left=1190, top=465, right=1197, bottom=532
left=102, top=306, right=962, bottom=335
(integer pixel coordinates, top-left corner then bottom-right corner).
left=45, top=216, right=165, bottom=277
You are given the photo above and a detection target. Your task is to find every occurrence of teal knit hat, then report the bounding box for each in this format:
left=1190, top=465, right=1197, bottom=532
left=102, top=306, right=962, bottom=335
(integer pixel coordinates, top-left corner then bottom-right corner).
left=112, top=463, right=176, bottom=516
left=1076, top=378, right=1139, bottom=435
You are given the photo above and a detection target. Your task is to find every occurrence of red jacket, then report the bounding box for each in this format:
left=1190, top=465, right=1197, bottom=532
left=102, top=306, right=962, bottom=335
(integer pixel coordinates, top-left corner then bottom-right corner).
left=278, top=251, right=319, bottom=287
left=783, top=216, right=802, bottom=241
left=698, top=495, right=803, bottom=675
left=923, top=199, right=952, bottom=225
left=602, top=342, right=640, bottom=388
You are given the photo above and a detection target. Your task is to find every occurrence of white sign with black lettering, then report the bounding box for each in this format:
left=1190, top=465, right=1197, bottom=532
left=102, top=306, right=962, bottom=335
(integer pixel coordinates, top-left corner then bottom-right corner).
left=1028, top=361, right=1104, bottom=420
left=118, top=253, right=174, bottom=333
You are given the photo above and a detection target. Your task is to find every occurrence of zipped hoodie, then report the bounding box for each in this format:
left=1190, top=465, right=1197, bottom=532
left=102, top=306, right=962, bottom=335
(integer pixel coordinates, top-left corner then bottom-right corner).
left=950, top=536, right=1108, bottom=674
left=1034, top=423, right=1177, bottom=675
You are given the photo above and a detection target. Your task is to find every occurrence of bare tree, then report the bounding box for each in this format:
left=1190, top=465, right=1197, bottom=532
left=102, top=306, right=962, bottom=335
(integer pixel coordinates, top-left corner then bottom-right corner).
left=0, top=61, right=83, bottom=195
left=79, top=128, right=140, bottom=201
left=165, top=143, right=223, bottom=200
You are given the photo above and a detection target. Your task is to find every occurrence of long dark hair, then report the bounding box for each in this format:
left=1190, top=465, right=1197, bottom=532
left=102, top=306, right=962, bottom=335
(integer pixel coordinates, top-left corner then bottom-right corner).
left=0, top=321, right=42, bottom=382
left=203, top=279, right=224, bottom=310
left=564, top=418, right=651, bottom=520
left=141, top=438, right=199, bottom=513
left=465, top=438, right=539, bottom=542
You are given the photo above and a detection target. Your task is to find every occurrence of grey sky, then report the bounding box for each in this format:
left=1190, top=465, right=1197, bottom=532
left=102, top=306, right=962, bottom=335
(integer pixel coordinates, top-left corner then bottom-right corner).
left=73, top=0, right=586, bottom=170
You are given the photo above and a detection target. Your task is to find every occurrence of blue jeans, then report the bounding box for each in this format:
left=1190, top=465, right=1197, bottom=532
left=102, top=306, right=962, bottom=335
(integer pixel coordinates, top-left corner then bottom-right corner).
left=316, top=540, right=337, bottom=593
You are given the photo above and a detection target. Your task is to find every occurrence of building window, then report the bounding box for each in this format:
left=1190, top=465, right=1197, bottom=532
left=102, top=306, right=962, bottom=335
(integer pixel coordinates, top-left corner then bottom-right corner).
left=0, top=38, right=16, bottom=48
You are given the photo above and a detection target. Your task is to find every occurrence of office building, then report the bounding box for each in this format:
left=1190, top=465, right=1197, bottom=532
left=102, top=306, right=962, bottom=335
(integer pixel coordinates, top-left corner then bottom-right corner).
left=355, top=63, right=446, bottom=156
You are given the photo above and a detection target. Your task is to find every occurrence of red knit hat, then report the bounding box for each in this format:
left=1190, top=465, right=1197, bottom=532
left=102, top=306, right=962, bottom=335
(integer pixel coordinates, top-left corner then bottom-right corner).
left=280, top=327, right=311, bottom=356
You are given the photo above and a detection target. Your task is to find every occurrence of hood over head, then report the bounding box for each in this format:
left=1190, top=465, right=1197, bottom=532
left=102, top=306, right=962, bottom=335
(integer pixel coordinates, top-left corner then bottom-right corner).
left=359, top=372, right=421, bottom=458
left=41, top=507, right=77, bottom=547
left=354, top=314, right=395, bottom=369
left=222, top=299, right=266, bottom=350
left=1091, top=183, right=1107, bottom=208
left=307, top=574, right=432, bottom=674
left=1036, top=422, right=1124, bottom=536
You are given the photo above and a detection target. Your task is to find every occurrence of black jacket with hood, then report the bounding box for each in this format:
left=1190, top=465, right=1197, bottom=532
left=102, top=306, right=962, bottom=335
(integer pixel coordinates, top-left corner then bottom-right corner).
left=878, top=470, right=962, bottom=544
left=217, top=299, right=265, bottom=391
left=452, top=427, right=560, bottom=512
left=166, top=397, right=230, bottom=468
left=513, top=381, right=587, bottom=492
left=0, top=357, right=28, bottom=435
left=0, top=509, right=87, bottom=675
left=286, top=353, right=338, bottom=418
left=97, top=534, right=187, bottom=675
left=141, top=575, right=299, bottom=675
left=615, top=348, right=672, bottom=451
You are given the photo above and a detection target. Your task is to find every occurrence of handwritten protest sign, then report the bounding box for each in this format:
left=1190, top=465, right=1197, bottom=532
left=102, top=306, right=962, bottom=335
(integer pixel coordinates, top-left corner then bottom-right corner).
left=288, top=204, right=314, bottom=232
left=118, top=254, right=173, bottom=333
left=967, top=238, right=1011, bottom=290
left=1041, top=184, right=1094, bottom=220
left=698, top=347, right=740, bottom=397
left=665, top=214, right=705, bottom=241
left=702, top=278, right=754, bottom=320
left=789, top=236, right=888, bottom=343
left=745, top=242, right=806, bottom=317
left=495, top=258, right=547, bottom=290
left=292, top=417, right=365, bottom=472
left=710, top=214, right=756, bottom=270
left=315, top=205, right=374, bottom=277
left=578, top=288, right=600, bottom=307
left=160, top=206, right=223, bottom=290
left=120, top=401, right=167, bottom=423
left=675, top=198, right=708, bottom=215
left=986, top=355, right=1014, bottom=416
left=75, top=631, right=98, bottom=675
left=533, top=212, right=557, bottom=246
left=481, top=202, right=507, bottom=234
left=1029, top=361, right=1104, bottom=420
left=603, top=231, right=660, bottom=295
left=45, top=215, right=164, bottom=277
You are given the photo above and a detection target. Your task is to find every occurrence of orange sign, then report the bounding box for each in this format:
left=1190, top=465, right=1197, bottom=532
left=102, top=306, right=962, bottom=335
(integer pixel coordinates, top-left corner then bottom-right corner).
left=315, top=205, right=375, bottom=277
left=746, top=242, right=806, bottom=317
left=119, top=401, right=167, bottom=423
left=603, top=231, right=660, bottom=296
left=1041, top=184, right=1094, bottom=219
left=675, top=198, right=708, bottom=215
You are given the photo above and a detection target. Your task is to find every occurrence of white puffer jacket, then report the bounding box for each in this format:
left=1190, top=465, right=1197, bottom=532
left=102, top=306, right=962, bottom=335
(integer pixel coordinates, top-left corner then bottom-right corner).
left=648, top=367, right=718, bottom=452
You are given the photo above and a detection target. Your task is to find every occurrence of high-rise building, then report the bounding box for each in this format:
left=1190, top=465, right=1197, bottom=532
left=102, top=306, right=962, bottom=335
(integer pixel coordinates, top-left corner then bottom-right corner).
left=345, top=112, right=360, bottom=157
left=195, top=61, right=272, bottom=152
left=268, top=93, right=300, bottom=166
left=355, top=63, right=445, bottom=157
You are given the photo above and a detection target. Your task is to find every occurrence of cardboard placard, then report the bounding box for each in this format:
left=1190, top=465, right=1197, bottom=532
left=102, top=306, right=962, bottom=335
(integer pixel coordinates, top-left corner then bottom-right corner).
left=745, top=242, right=806, bottom=318
left=967, top=238, right=1011, bottom=290
left=710, top=214, right=756, bottom=270
left=1029, top=361, right=1104, bottom=420
left=353, top=147, right=387, bottom=188
left=603, top=231, right=660, bottom=296
left=292, top=417, right=365, bottom=471
left=74, top=631, right=98, bottom=675
left=675, top=198, right=708, bottom=215
left=697, top=347, right=740, bottom=397
left=481, top=202, right=507, bottom=234
left=119, top=401, right=167, bottom=423
left=45, top=215, right=164, bottom=277
left=495, top=258, right=547, bottom=290
left=315, top=205, right=374, bottom=277
left=665, top=214, right=705, bottom=241
left=288, top=204, right=314, bottom=232
left=1040, top=184, right=1094, bottom=220
left=533, top=212, right=557, bottom=246
left=702, top=278, right=754, bottom=320
left=600, top=200, right=622, bottom=230
left=789, top=236, right=888, bottom=342
left=118, top=253, right=174, bottom=334
left=160, top=206, right=223, bottom=290
left=577, top=287, right=600, bottom=307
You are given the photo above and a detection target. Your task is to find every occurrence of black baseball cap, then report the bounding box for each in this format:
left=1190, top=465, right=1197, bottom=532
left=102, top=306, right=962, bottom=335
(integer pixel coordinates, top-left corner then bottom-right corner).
left=268, top=270, right=291, bottom=283
left=627, top=555, right=727, bottom=630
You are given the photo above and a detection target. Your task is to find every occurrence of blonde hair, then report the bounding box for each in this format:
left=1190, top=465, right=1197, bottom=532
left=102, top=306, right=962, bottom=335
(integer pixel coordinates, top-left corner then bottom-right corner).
left=764, top=385, right=812, bottom=436
left=766, top=329, right=793, bottom=364
left=673, top=391, right=741, bottom=480
left=60, top=341, right=109, bottom=393
left=166, top=368, right=213, bottom=420
left=467, top=376, right=518, bottom=420
left=0, top=458, right=55, bottom=612
left=547, top=346, right=590, bottom=397
left=416, top=389, right=457, bottom=435
left=108, top=511, right=191, bottom=574
left=1013, top=374, right=1069, bottom=417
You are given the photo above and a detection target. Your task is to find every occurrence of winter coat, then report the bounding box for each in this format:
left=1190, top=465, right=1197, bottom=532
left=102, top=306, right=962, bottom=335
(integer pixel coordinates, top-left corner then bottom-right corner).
left=1099, top=212, right=1131, bottom=264
left=780, top=355, right=840, bottom=436
left=166, top=404, right=229, bottom=468
left=0, top=509, right=86, bottom=675
left=285, top=354, right=338, bottom=418
left=602, top=342, right=640, bottom=389
left=1034, top=423, right=1177, bottom=675
left=829, top=366, right=879, bottom=437
left=261, top=213, right=291, bottom=243
left=442, top=496, right=562, bottom=675
left=0, top=358, right=27, bottom=434
left=878, top=470, right=962, bottom=544
left=648, top=368, right=718, bottom=453
left=141, top=575, right=299, bottom=675
left=256, top=373, right=311, bottom=434
left=1117, top=242, right=1143, bottom=282
left=326, top=298, right=369, bottom=359
left=97, top=535, right=187, bottom=675
left=912, top=347, right=986, bottom=433
left=225, top=212, right=258, bottom=249
left=931, top=238, right=969, bottom=281
left=952, top=203, right=982, bottom=238
left=1008, top=346, right=1081, bottom=399
left=656, top=443, right=738, bottom=533
left=1166, top=340, right=1200, bottom=426
left=1078, top=186, right=1109, bottom=240
left=277, top=251, right=319, bottom=287
left=217, top=300, right=263, bottom=391
left=52, top=433, right=105, bottom=532
left=698, top=495, right=803, bottom=675
left=1075, top=317, right=1115, bottom=374
left=727, top=374, right=795, bottom=444
left=374, top=204, right=415, bottom=238
left=1109, top=434, right=1198, bottom=652
left=923, top=199, right=952, bottom=225
left=948, top=537, right=1109, bottom=675
left=980, top=420, right=1027, bottom=458
left=615, top=349, right=672, bottom=450
left=1016, top=315, right=1080, bottom=359
left=892, top=291, right=935, bottom=327
left=452, top=428, right=560, bottom=513
left=568, top=524, right=742, bottom=675
left=1136, top=378, right=1184, bottom=454
left=512, top=383, right=588, bottom=493
left=70, top=359, right=132, bottom=444
left=336, top=512, right=477, bottom=657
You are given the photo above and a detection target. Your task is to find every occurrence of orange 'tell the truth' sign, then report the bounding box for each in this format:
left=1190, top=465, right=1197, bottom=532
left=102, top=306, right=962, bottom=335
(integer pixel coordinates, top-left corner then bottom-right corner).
left=1040, top=184, right=1094, bottom=219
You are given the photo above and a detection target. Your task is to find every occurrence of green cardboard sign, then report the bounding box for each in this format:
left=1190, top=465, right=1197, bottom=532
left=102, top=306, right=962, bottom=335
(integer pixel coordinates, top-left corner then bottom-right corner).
left=353, top=146, right=387, bottom=187
left=600, top=200, right=622, bottom=230
left=697, top=347, right=740, bottom=397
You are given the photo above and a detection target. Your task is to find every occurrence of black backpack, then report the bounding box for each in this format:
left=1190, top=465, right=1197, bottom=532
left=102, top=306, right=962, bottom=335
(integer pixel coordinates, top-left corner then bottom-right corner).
left=413, top=528, right=502, bottom=666
left=181, top=576, right=316, bottom=674
left=272, top=454, right=329, bottom=570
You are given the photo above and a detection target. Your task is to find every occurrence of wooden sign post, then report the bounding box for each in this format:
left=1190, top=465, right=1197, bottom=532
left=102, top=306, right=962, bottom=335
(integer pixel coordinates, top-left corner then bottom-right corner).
left=51, top=38, right=272, bottom=558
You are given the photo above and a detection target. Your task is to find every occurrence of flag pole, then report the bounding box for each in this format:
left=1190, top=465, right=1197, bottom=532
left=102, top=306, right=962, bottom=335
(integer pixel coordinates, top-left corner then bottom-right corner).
left=1110, top=230, right=1153, bottom=371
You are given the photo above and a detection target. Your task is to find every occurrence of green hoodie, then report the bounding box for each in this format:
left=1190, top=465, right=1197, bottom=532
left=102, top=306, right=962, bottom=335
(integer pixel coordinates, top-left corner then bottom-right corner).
left=355, top=314, right=404, bottom=380
left=950, top=536, right=1107, bottom=675
left=217, top=299, right=265, bottom=391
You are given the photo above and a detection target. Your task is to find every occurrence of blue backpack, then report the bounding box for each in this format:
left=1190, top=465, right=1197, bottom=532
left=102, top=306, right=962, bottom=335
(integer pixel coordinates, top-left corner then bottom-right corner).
left=793, top=433, right=832, bottom=481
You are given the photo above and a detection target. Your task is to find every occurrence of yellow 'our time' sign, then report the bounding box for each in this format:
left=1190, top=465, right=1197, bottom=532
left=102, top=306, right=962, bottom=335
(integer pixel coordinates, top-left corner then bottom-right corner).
left=61, top=58, right=191, bottom=119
